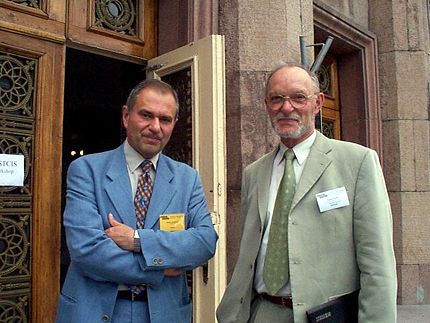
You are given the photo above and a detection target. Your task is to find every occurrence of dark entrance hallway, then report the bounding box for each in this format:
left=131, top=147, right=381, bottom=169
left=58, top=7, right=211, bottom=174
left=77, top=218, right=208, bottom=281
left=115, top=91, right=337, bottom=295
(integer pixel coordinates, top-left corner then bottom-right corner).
left=61, top=48, right=143, bottom=284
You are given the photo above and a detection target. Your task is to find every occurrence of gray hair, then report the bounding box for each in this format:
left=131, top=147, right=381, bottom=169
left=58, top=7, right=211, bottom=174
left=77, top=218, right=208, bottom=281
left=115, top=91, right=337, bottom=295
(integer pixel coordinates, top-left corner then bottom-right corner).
left=125, top=79, right=180, bottom=118
left=265, top=62, right=320, bottom=96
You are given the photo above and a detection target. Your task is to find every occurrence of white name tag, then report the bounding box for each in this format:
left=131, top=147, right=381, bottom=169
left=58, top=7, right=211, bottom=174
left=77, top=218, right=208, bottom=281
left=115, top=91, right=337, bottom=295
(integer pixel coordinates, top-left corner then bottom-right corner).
left=315, top=187, right=350, bottom=213
left=0, top=154, right=25, bottom=186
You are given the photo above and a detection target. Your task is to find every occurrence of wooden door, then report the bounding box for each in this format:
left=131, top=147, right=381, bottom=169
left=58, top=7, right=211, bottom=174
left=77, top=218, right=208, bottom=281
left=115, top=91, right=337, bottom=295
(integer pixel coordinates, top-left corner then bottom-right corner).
left=1, top=4, right=66, bottom=322
left=0, top=29, right=64, bottom=323
left=67, top=0, right=156, bottom=60
left=316, top=55, right=341, bottom=139
left=0, top=0, right=66, bottom=42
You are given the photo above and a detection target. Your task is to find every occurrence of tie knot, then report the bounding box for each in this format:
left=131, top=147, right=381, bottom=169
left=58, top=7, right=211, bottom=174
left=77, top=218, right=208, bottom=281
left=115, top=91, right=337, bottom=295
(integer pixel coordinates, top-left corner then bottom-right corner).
left=141, top=160, right=153, bottom=173
left=284, top=149, right=295, bottom=161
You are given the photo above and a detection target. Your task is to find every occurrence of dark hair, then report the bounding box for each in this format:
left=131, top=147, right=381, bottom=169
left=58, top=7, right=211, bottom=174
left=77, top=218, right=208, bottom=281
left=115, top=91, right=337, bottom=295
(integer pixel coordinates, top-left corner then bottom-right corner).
left=126, top=79, right=180, bottom=117
left=265, top=62, right=320, bottom=96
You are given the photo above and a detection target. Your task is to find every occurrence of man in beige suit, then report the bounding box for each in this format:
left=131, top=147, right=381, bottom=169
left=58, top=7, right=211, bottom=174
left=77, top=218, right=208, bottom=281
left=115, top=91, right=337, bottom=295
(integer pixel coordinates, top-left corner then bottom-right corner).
left=217, top=63, right=397, bottom=323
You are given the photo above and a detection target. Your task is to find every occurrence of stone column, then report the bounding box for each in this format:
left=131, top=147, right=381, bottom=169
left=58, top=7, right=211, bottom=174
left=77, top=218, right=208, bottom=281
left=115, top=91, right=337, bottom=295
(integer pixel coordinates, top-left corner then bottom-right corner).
left=219, top=0, right=314, bottom=279
left=369, top=0, right=430, bottom=305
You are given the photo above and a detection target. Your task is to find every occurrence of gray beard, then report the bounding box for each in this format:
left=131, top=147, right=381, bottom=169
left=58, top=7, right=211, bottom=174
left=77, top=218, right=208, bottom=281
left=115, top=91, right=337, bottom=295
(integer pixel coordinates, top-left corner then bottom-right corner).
left=274, top=121, right=310, bottom=139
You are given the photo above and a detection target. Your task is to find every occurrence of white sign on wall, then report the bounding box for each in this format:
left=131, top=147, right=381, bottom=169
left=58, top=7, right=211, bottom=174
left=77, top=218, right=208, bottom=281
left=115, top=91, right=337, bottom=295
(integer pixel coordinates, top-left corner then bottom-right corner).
left=0, top=154, right=25, bottom=186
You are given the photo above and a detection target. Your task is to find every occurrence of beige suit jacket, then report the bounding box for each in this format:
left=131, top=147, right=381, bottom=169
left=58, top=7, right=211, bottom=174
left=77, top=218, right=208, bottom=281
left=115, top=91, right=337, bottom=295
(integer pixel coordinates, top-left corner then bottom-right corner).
left=217, top=132, right=397, bottom=323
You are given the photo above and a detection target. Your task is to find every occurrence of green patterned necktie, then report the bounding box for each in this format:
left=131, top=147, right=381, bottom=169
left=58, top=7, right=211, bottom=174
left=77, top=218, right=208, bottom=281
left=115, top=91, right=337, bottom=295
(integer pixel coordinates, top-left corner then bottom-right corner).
left=263, top=148, right=296, bottom=295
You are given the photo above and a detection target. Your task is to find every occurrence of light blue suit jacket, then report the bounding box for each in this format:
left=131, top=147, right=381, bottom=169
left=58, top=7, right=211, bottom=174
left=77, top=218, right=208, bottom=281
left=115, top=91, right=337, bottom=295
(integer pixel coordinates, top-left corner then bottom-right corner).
left=56, top=144, right=218, bottom=323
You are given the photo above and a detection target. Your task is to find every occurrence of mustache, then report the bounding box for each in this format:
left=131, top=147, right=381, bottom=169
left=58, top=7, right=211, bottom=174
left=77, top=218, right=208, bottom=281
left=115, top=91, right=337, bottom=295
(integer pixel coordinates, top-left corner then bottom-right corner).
left=273, top=112, right=301, bottom=122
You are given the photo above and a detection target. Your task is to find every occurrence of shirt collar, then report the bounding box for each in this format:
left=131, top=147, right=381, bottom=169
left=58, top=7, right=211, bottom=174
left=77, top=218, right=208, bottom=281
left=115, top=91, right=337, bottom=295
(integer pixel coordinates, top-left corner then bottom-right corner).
left=124, top=139, right=159, bottom=173
left=276, top=130, right=317, bottom=166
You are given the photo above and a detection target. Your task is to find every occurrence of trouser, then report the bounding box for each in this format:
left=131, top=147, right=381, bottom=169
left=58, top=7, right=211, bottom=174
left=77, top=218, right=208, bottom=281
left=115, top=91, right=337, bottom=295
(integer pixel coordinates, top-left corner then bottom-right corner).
left=112, top=298, right=150, bottom=323
left=249, top=296, right=294, bottom=323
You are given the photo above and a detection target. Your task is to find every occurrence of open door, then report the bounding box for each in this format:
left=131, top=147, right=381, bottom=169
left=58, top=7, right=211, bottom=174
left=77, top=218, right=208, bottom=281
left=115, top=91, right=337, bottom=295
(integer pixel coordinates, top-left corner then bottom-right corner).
left=147, top=35, right=227, bottom=323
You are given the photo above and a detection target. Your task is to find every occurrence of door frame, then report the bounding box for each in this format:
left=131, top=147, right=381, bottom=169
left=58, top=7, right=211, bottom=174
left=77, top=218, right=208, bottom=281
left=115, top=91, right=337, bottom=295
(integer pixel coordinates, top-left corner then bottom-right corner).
left=314, top=2, right=382, bottom=155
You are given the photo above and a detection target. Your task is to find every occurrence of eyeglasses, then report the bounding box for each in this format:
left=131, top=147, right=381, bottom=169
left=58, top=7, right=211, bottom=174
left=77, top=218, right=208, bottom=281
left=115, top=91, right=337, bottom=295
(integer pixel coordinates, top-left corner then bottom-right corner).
left=266, top=93, right=316, bottom=109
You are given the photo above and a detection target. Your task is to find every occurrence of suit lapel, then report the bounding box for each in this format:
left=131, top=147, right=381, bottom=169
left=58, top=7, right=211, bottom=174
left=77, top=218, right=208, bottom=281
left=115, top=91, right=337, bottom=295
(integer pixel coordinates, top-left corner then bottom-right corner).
left=291, top=132, right=333, bottom=210
left=144, top=154, right=175, bottom=229
left=257, top=150, right=278, bottom=225
left=105, top=146, right=136, bottom=228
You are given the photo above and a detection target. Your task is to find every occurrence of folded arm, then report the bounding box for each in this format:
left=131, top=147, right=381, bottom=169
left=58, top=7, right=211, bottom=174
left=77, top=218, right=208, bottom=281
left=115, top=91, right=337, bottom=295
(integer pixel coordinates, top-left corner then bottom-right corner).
left=64, top=159, right=164, bottom=286
left=105, top=214, right=182, bottom=276
left=138, top=173, right=218, bottom=271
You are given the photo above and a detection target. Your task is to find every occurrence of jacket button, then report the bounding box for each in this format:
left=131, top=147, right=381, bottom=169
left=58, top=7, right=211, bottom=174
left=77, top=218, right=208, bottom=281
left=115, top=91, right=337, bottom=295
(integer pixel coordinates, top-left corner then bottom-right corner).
left=240, top=297, right=244, bottom=303
left=102, top=314, right=110, bottom=321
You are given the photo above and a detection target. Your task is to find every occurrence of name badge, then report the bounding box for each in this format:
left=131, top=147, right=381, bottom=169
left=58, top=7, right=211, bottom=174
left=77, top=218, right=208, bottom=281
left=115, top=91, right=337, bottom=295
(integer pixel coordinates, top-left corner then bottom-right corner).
left=315, top=187, right=350, bottom=213
left=160, top=213, right=185, bottom=231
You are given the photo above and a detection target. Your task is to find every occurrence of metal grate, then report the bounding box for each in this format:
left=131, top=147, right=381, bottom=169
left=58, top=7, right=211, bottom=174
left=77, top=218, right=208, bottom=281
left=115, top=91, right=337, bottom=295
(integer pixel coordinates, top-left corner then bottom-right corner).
left=0, top=52, right=36, bottom=323
left=161, top=68, right=193, bottom=166
left=94, top=0, right=137, bottom=36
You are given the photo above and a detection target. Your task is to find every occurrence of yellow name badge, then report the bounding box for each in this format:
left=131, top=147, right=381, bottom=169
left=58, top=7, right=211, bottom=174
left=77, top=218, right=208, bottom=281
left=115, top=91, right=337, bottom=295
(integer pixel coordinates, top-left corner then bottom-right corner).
left=159, top=213, right=185, bottom=231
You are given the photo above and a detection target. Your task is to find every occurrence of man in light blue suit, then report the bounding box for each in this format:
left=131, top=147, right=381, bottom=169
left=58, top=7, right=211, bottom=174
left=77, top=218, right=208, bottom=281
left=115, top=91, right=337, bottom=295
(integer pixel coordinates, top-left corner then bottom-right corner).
left=56, top=79, right=218, bottom=323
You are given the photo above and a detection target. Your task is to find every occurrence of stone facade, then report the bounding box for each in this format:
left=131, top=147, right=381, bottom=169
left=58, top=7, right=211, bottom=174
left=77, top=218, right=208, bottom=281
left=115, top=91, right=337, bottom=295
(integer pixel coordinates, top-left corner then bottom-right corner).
left=369, top=0, right=430, bottom=305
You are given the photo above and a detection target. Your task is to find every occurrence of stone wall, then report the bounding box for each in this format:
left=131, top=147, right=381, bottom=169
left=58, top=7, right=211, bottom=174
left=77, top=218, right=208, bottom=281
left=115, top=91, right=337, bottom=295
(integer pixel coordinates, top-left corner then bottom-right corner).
left=369, top=0, right=430, bottom=305
left=319, top=0, right=368, bottom=28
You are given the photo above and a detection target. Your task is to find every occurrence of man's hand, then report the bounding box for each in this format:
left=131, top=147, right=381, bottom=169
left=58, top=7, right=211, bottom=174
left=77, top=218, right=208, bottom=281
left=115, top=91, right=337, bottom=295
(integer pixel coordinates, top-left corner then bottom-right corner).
left=105, top=213, right=134, bottom=251
left=105, top=214, right=183, bottom=276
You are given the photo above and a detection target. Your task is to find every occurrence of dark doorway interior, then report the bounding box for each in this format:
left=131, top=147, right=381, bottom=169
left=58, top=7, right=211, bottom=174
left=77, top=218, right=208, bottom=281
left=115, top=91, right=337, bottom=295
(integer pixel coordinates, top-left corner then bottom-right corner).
left=61, top=48, right=144, bottom=285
